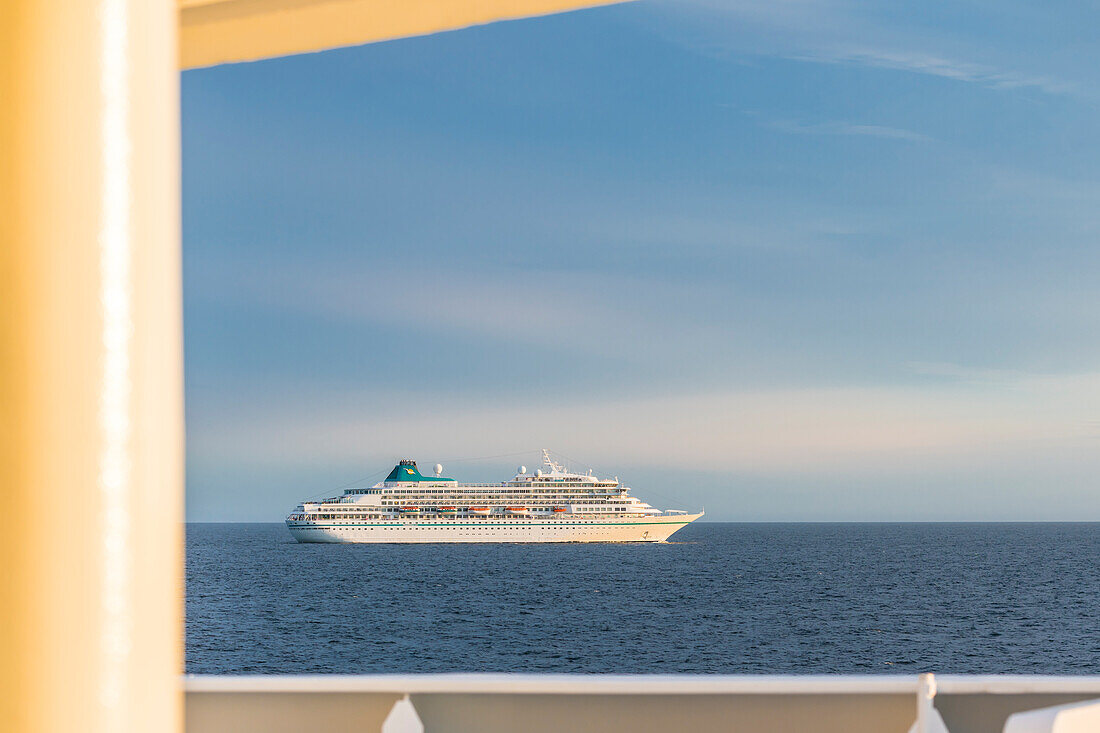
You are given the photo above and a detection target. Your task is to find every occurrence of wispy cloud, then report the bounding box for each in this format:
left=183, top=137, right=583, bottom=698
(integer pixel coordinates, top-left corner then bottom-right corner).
left=794, top=47, right=1078, bottom=97
left=187, top=254, right=731, bottom=356
left=663, top=0, right=1084, bottom=98
left=907, top=361, right=1025, bottom=384
left=192, top=370, right=1100, bottom=476
left=766, top=118, right=931, bottom=142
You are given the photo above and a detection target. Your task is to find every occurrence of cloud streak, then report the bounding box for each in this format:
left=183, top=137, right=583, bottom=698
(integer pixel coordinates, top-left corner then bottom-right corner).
left=793, top=47, right=1078, bottom=97
left=766, top=118, right=931, bottom=142
left=664, top=0, right=1083, bottom=98
left=188, top=255, right=719, bottom=354
left=191, top=369, right=1100, bottom=477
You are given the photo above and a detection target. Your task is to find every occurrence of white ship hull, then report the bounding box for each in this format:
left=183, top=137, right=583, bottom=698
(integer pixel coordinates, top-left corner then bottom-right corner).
left=286, top=513, right=702, bottom=544
left=287, top=453, right=704, bottom=544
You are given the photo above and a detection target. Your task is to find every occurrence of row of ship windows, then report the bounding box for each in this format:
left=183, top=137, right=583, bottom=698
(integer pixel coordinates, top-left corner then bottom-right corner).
left=376, top=482, right=620, bottom=488
left=378, top=487, right=619, bottom=493
left=380, top=497, right=629, bottom=501
left=374, top=506, right=617, bottom=510
left=299, top=517, right=629, bottom=521
left=322, top=500, right=633, bottom=506
left=314, top=506, right=633, bottom=510
left=296, top=512, right=632, bottom=520
left=374, top=494, right=621, bottom=498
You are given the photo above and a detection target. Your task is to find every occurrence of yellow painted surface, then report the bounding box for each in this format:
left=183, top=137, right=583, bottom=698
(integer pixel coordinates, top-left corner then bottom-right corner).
left=410, top=693, right=918, bottom=733
left=180, top=0, right=629, bottom=68
left=0, top=0, right=182, bottom=731
left=3, top=0, right=623, bottom=731
left=186, top=692, right=404, bottom=732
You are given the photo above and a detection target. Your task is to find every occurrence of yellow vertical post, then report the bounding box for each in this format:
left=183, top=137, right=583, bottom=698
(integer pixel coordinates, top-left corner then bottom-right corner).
left=0, top=0, right=182, bottom=731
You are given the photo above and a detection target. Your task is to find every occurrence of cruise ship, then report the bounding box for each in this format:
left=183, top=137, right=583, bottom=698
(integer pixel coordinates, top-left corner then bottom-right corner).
left=285, top=450, right=703, bottom=543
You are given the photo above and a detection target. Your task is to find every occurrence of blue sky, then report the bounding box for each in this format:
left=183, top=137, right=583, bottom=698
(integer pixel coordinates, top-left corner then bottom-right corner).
left=183, top=0, right=1100, bottom=521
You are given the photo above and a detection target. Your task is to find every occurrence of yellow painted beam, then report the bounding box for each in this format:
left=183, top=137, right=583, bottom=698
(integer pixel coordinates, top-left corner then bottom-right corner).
left=180, top=0, right=629, bottom=69
left=0, top=0, right=182, bottom=732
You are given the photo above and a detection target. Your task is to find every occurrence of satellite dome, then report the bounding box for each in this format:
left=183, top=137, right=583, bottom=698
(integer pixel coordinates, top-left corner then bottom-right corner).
left=518, top=465, right=527, bottom=475
left=434, top=463, right=443, bottom=476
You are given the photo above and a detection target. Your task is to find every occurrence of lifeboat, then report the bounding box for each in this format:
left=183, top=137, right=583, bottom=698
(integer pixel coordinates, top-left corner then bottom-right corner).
left=469, top=507, right=491, bottom=514
left=505, top=506, right=529, bottom=514
left=399, top=506, right=420, bottom=513
left=552, top=506, right=567, bottom=513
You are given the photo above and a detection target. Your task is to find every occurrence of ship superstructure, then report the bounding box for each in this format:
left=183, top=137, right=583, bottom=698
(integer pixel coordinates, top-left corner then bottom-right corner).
left=285, top=450, right=702, bottom=543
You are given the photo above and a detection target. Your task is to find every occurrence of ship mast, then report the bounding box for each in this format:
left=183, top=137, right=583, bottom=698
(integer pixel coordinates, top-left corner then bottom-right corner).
left=541, top=448, right=566, bottom=474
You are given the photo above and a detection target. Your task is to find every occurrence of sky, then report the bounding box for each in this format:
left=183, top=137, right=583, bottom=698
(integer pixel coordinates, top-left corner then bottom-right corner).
left=182, top=0, right=1100, bottom=522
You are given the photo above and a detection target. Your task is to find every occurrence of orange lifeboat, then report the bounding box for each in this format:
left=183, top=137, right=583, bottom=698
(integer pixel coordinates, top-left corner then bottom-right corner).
left=505, top=506, right=529, bottom=514
left=552, top=506, right=567, bottom=513
left=469, top=507, right=491, bottom=514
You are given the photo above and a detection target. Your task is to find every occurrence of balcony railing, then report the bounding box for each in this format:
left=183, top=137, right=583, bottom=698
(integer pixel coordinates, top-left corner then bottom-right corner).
left=184, top=673, right=1100, bottom=733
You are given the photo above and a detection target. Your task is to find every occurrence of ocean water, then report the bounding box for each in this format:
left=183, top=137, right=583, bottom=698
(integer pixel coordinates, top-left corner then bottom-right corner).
left=186, top=522, right=1100, bottom=674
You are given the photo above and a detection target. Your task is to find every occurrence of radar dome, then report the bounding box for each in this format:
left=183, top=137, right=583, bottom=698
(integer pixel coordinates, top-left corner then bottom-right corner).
left=434, top=463, right=443, bottom=476
left=518, top=465, right=527, bottom=475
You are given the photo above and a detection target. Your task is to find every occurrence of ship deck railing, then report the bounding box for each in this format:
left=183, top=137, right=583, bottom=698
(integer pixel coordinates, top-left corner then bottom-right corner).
left=183, top=673, right=1100, bottom=733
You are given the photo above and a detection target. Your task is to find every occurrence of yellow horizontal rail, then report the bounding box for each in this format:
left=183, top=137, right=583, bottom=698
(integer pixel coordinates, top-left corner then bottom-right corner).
left=180, top=0, right=631, bottom=69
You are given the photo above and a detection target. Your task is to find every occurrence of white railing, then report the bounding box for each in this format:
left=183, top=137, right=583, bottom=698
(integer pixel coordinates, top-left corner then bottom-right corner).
left=184, top=673, right=1100, bottom=733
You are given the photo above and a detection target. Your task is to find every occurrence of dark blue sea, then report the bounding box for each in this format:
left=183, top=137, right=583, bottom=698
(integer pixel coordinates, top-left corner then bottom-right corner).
left=185, top=522, right=1100, bottom=674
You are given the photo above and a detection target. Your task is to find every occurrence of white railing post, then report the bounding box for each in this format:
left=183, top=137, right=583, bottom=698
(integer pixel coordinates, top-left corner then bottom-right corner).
left=382, top=695, right=424, bottom=733
left=910, top=673, right=950, bottom=733
left=919, top=673, right=938, bottom=732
